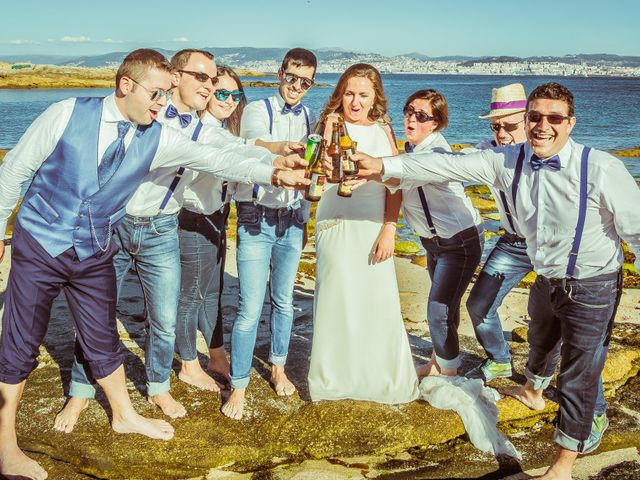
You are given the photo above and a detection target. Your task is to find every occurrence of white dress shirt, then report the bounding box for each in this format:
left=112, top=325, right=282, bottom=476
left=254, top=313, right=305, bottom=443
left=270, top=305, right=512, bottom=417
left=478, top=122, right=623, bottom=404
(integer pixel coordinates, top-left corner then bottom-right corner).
left=401, top=132, right=482, bottom=239
left=383, top=138, right=640, bottom=278
left=0, top=94, right=274, bottom=235
left=237, top=92, right=316, bottom=210
left=182, top=112, right=276, bottom=215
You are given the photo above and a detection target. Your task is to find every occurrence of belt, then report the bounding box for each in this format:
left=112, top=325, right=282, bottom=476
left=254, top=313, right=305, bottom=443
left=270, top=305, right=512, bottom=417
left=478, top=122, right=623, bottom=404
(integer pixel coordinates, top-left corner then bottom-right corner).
left=125, top=213, right=177, bottom=224
left=539, top=270, right=620, bottom=288
left=237, top=201, right=301, bottom=215
left=502, top=232, right=526, bottom=244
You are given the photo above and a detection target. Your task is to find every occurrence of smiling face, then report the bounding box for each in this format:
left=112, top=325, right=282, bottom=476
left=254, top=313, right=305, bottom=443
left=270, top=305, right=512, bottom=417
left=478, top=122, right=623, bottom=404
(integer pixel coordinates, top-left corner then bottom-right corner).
left=117, top=67, right=173, bottom=125
left=490, top=111, right=526, bottom=146
left=172, top=52, right=217, bottom=112
left=526, top=98, right=575, bottom=158
left=278, top=64, right=315, bottom=106
left=207, top=73, right=241, bottom=121
left=342, top=76, right=375, bottom=125
left=404, top=98, right=438, bottom=144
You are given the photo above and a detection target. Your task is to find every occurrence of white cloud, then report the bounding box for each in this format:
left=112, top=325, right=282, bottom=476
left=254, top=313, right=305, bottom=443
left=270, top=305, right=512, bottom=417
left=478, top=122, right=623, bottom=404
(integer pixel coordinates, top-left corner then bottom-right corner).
left=60, top=36, right=92, bottom=43
left=103, top=38, right=123, bottom=44
left=9, top=39, right=40, bottom=45
left=173, top=37, right=189, bottom=42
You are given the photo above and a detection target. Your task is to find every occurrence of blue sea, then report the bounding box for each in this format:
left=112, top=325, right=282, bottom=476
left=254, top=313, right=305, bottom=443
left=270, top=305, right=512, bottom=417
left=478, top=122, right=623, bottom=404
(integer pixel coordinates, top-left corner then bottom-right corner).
left=2, top=73, right=639, bottom=177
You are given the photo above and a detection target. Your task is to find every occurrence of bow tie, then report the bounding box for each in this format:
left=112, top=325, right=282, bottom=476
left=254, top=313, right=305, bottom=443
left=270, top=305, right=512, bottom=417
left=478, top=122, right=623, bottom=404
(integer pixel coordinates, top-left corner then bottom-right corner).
left=404, top=142, right=415, bottom=153
left=530, top=154, right=561, bottom=171
left=165, top=104, right=193, bottom=128
left=282, top=103, right=303, bottom=116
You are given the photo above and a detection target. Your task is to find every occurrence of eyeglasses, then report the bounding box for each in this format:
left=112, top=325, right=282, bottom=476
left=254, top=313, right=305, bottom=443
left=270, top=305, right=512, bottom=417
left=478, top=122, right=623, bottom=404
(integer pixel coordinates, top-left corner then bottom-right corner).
left=179, top=69, right=219, bottom=86
left=130, top=78, right=173, bottom=102
left=214, top=89, right=244, bottom=103
left=403, top=105, right=436, bottom=123
left=526, top=111, right=570, bottom=125
left=490, top=120, right=524, bottom=133
left=282, top=72, right=314, bottom=91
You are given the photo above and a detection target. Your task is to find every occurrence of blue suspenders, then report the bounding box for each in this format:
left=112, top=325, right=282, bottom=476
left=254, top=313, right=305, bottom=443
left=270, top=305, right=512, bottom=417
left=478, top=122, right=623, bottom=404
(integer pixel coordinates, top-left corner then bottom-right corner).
left=158, top=121, right=203, bottom=213
left=499, top=144, right=526, bottom=232
left=417, top=186, right=438, bottom=236
left=566, top=147, right=590, bottom=278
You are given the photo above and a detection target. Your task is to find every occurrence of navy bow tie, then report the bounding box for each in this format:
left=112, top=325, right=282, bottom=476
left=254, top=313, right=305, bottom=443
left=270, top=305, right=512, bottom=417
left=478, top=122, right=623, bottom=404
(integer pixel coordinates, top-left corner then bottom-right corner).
left=282, top=103, right=303, bottom=116
left=404, top=142, right=415, bottom=153
left=530, top=154, right=561, bottom=171
left=165, top=104, right=193, bottom=128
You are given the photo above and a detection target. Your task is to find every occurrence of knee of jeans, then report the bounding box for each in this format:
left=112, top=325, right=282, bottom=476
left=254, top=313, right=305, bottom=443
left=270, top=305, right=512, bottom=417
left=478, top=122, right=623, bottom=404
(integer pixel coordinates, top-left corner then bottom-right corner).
left=234, top=312, right=261, bottom=333
left=427, top=300, right=449, bottom=325
left=466, top=271, right=505, bottom=322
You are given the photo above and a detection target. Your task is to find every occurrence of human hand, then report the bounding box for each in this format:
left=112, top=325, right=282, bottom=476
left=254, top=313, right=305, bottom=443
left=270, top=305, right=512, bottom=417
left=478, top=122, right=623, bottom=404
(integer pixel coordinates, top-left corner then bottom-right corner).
left=0, top=239, right=4, bottom=263
left=274, top=152, right=306, bottom=170
left=350, top=152, right=384, bottom=181
left=274, top=168, right=311, bottom=190
left=371, top=223, right=396, bottom=263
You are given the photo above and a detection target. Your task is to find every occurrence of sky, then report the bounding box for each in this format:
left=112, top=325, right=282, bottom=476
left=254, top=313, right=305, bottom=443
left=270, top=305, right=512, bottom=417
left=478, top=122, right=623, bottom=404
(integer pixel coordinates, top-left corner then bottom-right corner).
left=2, top=0, right=639, bottom=58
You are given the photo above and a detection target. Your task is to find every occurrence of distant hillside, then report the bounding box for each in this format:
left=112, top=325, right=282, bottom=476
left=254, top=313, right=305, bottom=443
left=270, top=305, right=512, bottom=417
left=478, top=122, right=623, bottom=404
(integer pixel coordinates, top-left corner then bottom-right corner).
left=461, top=53, right=640, bottom=68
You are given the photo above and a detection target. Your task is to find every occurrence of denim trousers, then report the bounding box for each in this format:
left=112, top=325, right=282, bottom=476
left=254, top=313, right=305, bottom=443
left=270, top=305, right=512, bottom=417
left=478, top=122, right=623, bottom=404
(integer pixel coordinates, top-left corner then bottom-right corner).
left=70, top=213, right=181, bottom=398
left=466, top=233, right=532, bottom=364
left=420, top=225, right=484, bottom=371
left=230, top=201, right=304, bottom=389
left=175, top=205, right=229, bottom=361
left=525, top=270, right=622, bottom=452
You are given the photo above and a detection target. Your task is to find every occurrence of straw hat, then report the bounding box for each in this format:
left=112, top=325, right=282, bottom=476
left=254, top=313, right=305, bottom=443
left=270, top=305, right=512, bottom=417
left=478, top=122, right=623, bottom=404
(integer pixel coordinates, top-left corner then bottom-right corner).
left=479, top=83, right=527, bottom=118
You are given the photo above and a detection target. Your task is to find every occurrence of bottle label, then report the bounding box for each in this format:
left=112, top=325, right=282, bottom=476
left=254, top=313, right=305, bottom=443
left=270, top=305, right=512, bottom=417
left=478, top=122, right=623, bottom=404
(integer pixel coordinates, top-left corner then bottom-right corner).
left=309, top=174, right=325, bottom=196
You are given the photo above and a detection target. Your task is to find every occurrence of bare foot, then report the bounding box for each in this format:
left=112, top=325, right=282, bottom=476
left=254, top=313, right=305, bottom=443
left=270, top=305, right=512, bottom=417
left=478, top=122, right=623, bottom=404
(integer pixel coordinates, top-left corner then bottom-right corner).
left=207, top=347, right=231, bottom=380
left=221, top=388, right=245, bottom=420
left=179, top=359, right=222, bottom=392
left=535, top=471, right=572, bottom=479
left=111, top=412, right=174, bottom=440
left=54, top=397, right=89, bottom=433
left=270, top=366, right=296, bottom=396
left=148, top=392, right=187, bottom=419
left=0, top=444, right=48, bottom=480
left=500, top=385, right=546, bottom=411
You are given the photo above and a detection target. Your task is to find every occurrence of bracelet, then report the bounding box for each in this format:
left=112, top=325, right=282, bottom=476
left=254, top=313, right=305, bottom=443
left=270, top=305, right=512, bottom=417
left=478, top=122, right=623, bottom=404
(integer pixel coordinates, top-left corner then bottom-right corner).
left=271, top=168, right=282, bottom=187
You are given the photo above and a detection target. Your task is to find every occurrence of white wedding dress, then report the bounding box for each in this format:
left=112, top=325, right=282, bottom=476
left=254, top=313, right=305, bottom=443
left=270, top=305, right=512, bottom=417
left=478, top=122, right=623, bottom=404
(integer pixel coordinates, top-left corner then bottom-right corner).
left=308, top=121, right=419, bottom=404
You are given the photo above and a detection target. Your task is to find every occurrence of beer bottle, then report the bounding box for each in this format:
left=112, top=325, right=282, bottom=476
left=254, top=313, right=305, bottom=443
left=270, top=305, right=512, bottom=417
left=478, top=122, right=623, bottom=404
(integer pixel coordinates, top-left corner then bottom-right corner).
left=342, top=140, right=359, bottom=175
left=305, top=139, right=326, bottom=202
left=337, top=176, right=352, bottom=198
left=327, top=121, right=342, bottom=183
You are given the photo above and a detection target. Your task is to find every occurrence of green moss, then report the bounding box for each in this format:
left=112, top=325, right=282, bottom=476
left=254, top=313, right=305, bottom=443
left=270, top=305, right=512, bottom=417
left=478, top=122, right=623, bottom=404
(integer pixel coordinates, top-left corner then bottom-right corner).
left=394, top=241, right=420, bottom=256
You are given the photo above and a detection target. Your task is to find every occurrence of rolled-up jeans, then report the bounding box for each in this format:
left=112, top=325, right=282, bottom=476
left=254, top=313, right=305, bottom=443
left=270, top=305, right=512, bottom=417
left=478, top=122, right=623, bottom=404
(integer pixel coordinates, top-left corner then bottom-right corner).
left=175, top=205, right=229, bottom=361
left=420, top=225, right=484, bottom=371
left=230, top=201, right=304, bottom=389
left=525, top=270, right=622, bottom=452
left=70, top=213, right=181, bottom=398
left=467, top=233, right=532, bottom=364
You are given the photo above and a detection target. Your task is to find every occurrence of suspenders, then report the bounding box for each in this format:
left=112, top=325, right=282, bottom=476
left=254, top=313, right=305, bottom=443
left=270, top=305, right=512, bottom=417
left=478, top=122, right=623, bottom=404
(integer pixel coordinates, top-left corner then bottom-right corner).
left=566, top=146, right=591, bottom=277
left=499, top=144, right=526, bottom=233
left=157, top=121, right=203, bottom=213
left=417, top=186, right=438, bottom=236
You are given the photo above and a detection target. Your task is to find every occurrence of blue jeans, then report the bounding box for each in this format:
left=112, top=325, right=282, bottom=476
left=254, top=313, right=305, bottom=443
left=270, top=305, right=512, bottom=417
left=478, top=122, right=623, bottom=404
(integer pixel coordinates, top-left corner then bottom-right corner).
left=467, top=233, right=532, bottom=364
left=525, top=271, right=622, bottom=452
left=70, top=213, right=181, bottom=398
left=230, top=202, right=304, bottom=389
left=175, top=206, right=229, bottom=361
left=420, top=226, right=484, bottom=371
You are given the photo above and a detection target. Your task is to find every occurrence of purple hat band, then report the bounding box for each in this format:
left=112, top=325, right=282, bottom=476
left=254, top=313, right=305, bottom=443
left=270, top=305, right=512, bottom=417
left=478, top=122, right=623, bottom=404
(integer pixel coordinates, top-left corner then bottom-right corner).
left=490, top=100, right=527, bottom=110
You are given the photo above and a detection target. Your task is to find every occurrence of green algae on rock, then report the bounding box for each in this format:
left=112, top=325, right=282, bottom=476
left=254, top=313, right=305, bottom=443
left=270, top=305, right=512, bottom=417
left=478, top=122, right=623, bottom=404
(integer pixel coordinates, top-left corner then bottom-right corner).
left=394, top=241, right=420, bottom=256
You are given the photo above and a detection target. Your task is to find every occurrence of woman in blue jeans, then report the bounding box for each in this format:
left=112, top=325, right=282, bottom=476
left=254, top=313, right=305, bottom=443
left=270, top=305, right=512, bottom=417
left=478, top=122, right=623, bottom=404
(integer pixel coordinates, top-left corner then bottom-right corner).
left=399, top=89, right=484, bottom=376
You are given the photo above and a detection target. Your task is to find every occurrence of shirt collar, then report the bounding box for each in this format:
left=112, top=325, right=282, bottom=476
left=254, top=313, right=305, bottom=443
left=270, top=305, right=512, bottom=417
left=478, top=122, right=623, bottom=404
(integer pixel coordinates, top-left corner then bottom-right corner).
left=201, top=111, right=223, bottom=128
left=160, top=99, right=198, bottom=118
left=103, top=93, right=133, bottom=125
left=274, top=91, right=303, bottom=110
left=414, top=132, right=439, bottom=152
left=525, top=137, right=573, bottom=167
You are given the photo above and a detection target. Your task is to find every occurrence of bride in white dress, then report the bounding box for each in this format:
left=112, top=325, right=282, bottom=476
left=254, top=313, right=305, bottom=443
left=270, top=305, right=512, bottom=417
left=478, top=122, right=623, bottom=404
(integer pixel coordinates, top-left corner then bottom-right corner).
left=308, top=64, right=419, bottom=403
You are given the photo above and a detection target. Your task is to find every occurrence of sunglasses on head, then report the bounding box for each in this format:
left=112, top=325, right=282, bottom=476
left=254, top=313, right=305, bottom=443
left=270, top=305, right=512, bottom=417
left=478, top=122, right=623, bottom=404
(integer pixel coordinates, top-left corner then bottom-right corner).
left=179, top=69, right=219, bottom=86
left=130, top=78, right=173, bottom=102
left=403, top=105, right=436, bottom=123
left=490, top=120, right=524, bottom=133
left=214, top=89, right=244, bottom=103
left=282, top=72, right=314, bottom=91
left=526, top=111, right=570, bottom=125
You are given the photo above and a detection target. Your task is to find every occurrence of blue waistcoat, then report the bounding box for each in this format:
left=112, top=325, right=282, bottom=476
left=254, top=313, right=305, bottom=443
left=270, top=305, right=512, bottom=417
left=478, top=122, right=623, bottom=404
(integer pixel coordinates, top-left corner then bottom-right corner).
left=17, top=97, right=162, bottom=260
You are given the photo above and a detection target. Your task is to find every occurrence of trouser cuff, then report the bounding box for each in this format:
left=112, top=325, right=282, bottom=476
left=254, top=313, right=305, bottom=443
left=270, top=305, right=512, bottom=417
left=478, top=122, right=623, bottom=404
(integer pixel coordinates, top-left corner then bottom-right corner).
left=147, top=378, right=171, bottom=397
left=69, top=380, right=97, bottom=399
left=435, top=353, right=461, bottom=371
left=554, top=426, right=586, bottom=453
left=230, top=376, right=250, bottom=389
left=269, top=353, right=287, bottom=366
left=524, top=367, right=553, bottom=390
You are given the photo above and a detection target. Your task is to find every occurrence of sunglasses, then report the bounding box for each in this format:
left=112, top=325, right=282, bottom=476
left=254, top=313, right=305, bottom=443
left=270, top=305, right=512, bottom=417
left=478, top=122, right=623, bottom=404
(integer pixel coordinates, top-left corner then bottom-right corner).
left=403, top=105, right=436, bottom=123
left=179, top=69, right=219, bottom=86
left=130, top=78, right=173, bottom=102
left=282, top=72, right=314, bottom=91
left=526, top=111, right=570, bottom=125
left=214, top=89, right=244, bottom=103
left=490, top=120, right=524, bottom=133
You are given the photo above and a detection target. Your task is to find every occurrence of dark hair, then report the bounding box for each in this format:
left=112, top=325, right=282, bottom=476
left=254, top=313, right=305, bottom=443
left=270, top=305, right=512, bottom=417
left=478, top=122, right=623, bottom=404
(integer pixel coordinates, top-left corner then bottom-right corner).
left=116, top=49, right=173, bottom=87
left=170, top=49, right=214, bottom=70
left=281, top=48, right=317, bottom=76
left=404, top=89, right=449, bottom=131
left=527, top=82, right=575, bottom=117
left=213, top=65, right=246, bottom=137
left=319, top=63, right=389, bottom=129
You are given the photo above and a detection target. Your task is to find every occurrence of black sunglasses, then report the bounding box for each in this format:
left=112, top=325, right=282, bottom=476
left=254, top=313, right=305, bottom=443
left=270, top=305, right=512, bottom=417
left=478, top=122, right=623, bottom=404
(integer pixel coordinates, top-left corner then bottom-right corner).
left=490, top=120, right=524, bottom=133
left=526, top=111, right=570, bottom=125
left=282, top=72, right=314, bottom=91
left=179, top=69, right=219, bottom=86
left=403, top=105, right=436, bottom=123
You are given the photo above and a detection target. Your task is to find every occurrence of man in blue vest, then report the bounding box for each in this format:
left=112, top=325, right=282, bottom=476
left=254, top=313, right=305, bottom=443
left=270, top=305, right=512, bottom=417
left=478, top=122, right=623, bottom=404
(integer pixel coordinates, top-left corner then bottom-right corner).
left=0, top=48, right=308, bottom=480
left=348, top=82, right=640, bottom=480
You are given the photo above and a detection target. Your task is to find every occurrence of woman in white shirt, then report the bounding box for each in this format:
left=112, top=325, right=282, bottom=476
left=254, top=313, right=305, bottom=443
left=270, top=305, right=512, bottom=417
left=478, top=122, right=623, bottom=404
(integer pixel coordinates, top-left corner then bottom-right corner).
left=400, top=89, right=484, bottom=377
